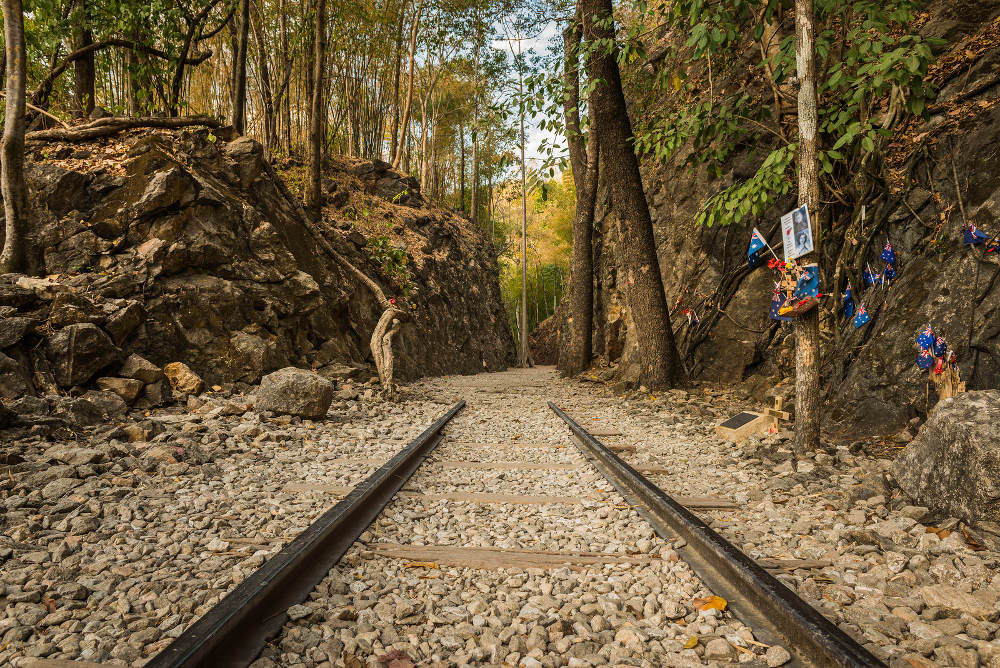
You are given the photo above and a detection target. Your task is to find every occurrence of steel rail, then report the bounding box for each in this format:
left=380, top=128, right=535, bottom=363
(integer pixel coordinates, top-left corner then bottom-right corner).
left=148, top=400, right=466, bottom=668
left=548, top=402, right=884, bottom=668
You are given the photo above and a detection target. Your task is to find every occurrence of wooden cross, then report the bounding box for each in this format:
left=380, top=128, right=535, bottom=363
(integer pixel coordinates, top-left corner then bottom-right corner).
left=780, top=271, right=798, bottom=298
left=763, top=395, right=790, bottom=431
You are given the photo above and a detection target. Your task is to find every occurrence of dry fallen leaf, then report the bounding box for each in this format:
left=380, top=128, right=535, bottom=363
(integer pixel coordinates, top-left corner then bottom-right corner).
left=962, top=527, right=986, bottom=551
left=693, top=595, right=728, bottom=612
left=683, top=636, right=699, bottom=649
left=404, top=561, right=440, bottom=569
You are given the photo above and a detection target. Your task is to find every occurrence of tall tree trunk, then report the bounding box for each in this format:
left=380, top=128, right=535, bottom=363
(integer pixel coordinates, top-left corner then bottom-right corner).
left=389, top=3, right=405, bottom=161
left=561, top=13, right=597, bottom=376
left=517, top=46, right=530, bottom=367
left=231, top=0, right=250, bottom=134
left=125, top=46, right=143, bottom=115
left=72, top=0, right=95, bottom=118
left=470, top=31, right=480, bottom=227
left=580, top=0, right=682, bottom=388
left=392, top=0, right=423, bottom=170
left=0, top=0, right=28, bottom=273
left=459, top=118, right=466, bottom=212
left=250, top=5, right=276, bottom=154
left=418, top=98, right=429, bottom=193
left=794, top=0, right=821, bottom=449
left=279, top=0, right=292, bottom=155
left=304, top=0, right=326, bottom=216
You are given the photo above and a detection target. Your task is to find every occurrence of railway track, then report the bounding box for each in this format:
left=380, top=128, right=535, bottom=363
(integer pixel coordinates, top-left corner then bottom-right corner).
left=144, top=372, right=883, bottom=667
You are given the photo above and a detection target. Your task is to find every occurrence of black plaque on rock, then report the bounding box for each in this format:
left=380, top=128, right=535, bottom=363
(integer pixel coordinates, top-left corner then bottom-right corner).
left=719, top=412, right=759, bottom=430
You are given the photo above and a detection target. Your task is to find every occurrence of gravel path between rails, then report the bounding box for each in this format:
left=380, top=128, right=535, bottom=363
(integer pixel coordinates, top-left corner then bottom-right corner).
left=3, top=367, right=999, bottom=667
left=259, top=369, right=770, bottom=668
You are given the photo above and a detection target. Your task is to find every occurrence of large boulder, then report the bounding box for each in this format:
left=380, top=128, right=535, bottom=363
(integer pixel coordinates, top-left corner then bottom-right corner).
left=256, top=367, right=334, bottom=419
left=892, top=391, right=1000, bottom=522
left=46, top=323, right=121, bottom=387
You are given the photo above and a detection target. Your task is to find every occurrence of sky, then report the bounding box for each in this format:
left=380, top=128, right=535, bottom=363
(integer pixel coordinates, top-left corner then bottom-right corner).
left=491, top=20, right=566, bottom=166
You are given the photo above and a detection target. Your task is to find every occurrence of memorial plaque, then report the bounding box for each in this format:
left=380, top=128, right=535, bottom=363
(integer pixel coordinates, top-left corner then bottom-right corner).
left=716, top=410, right=768, bottom=442
left=719, top=412, right=759, bottom=430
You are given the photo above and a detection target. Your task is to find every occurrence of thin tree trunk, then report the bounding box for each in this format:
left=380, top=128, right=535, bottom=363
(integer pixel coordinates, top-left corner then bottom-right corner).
left=0, top=0, right=28, bottom=273
left=470, top=31, right=480, bottom=226
left=250, top=4, right=276, bottom=154
left=304, top=0, right=326, bottom=216
left=389, top=2, right=405, bottom=160
left=279, top=0, right=292, bottom=155
left=419, top=100, right=428, bottom=192
left=231, top=0, right=250, bottom=134
left=459, top=117, right=465, bottom=212
left=580, top=0, right=682, bottom=388
left=561, top=12, right=597, bottom=376
left=794, top=0, right=821, bottom=449
left=518, top=44, right=530, bottom=367
left=392, top=0, right=423, bottom=170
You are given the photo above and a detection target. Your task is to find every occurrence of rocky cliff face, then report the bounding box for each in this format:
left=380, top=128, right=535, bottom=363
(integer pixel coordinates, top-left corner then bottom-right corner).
left=1, top=128, right=514, bottom=400
left=584, top=0, right=1000, bottom=436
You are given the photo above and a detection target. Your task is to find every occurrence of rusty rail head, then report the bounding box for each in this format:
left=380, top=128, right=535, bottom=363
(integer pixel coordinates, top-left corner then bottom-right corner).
left=147, top=400, right=465, bottom=668
left=548, top=401, right=885, bottom=668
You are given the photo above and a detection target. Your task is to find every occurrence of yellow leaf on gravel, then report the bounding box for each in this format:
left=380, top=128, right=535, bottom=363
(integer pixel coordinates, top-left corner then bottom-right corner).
left=683, top=636, right=698, bottom=649
left=404, top=561, right=440, bottom=569
left=693, top=595, right=728, bottom=612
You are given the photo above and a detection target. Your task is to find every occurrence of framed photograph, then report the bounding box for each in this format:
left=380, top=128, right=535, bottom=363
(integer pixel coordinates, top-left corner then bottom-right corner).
left=781, top=204, right=814, bottom=261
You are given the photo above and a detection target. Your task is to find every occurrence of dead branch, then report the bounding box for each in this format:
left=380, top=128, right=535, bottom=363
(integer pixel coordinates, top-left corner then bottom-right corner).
left=0, top=91, right=69, bottom=127
left=25, top=115, right=223, bottom=142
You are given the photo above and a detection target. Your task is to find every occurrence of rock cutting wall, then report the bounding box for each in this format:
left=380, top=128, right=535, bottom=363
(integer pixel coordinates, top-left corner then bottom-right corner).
left=584, top=0, right=1000, bottom=436
left=0, top=129, right=514, bottom=399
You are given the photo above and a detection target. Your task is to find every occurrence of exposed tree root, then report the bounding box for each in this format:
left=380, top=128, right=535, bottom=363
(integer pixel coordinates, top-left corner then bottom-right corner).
left=261, top=160, right=407, bottom=397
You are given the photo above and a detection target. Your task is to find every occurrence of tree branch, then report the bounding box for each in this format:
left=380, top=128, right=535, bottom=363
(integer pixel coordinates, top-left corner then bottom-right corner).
left=31, top=39, right=213, bottom=107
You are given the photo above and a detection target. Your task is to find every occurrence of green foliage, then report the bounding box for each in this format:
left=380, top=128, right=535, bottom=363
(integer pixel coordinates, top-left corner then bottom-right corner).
left=697, top=142, right=795, bottom=227
left=631, top=0, right=942, bottom=228
left=367, top=230, right=413, bottom=293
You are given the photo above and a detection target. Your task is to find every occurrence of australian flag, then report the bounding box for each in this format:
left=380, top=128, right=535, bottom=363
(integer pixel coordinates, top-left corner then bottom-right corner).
left=880, top=242, right=896, bottom=265
left=769, top=288, right=792, bottom=322
left=917, top=349, right=935, bottom=369
left=884, top=264, right=897, bottom=281
left=853, top=305, right=871, bottom=328
left=916, top=326, right=934, bottom=349
left=932, top=336, right=947, bottom=357
left=842, top=282, right=855, bottom=318
left=964, top=224, right=989, bottom=245
left=748, top=228, right=767, bottom=267
left=863, top=266, right=882, bottom=286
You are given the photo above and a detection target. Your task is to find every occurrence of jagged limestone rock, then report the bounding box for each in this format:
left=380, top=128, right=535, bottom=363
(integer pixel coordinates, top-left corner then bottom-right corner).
left=892, top=391, right=1000, bottom=522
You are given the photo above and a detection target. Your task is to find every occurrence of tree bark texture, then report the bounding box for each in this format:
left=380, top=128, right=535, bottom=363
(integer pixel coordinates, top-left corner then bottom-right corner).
left=0, top=0, right=28, bottom=274
left=794, top=0, right=821, bottom=450
left=231, top=0, right=250, bottom=134
left=579, top=0, right=683, bottom=388
left=304, top=0, right=326, bottom=217
left=72, top=0, right=95, bottom=118
left=561, top=15, right=596, bottom=376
